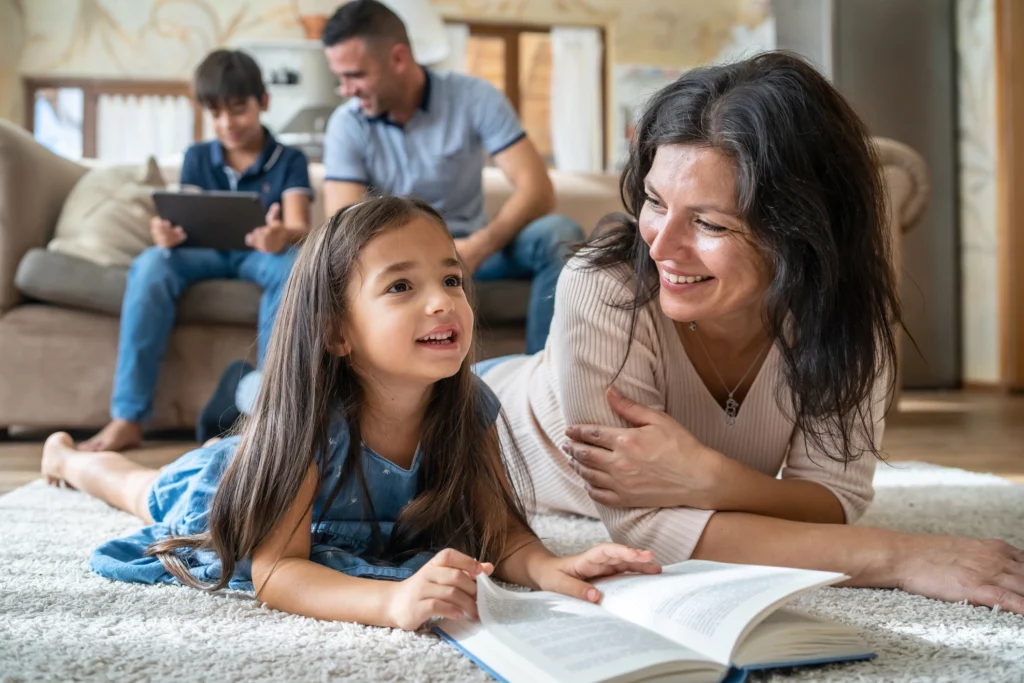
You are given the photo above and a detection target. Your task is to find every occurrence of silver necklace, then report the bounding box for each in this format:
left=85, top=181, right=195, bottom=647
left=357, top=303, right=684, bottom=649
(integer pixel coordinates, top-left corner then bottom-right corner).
left=688, top=321, right=770, bottom=426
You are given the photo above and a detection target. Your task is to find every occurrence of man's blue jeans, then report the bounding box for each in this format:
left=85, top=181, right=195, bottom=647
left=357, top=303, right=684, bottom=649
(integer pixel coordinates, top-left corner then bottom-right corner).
left=472, top=213, right=584, bottom=354
left=111, top=245, right=297, bottom=423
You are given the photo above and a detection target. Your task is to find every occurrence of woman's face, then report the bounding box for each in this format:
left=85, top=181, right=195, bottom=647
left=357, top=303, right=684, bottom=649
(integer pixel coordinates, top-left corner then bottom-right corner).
left=638, top=144, right=771, bottom=326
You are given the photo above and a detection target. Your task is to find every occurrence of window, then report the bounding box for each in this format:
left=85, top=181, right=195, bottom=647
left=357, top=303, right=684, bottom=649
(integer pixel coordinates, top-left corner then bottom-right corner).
left=23, top=78, right=201, bottom=162
left=458, top=23, right=605, bottom=165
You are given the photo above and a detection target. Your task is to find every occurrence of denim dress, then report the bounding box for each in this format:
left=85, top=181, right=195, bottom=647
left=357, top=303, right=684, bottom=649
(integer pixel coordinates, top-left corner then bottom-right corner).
left=89, top=378, right=500, bottom=591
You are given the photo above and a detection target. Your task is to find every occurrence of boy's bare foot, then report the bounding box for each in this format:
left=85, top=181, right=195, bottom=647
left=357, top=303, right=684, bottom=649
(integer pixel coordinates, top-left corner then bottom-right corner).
left=42, top=432, right=76, bottom=487
left=79, top=419, right=143, bottom=452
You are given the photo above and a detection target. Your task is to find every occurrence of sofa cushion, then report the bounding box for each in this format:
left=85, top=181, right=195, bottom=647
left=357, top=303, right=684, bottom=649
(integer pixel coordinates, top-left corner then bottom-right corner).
left=15, top=249, right=262, bottom=325
left=14, top=248, right=528, bottom=325
left=47, top=158, right=165, bottom=268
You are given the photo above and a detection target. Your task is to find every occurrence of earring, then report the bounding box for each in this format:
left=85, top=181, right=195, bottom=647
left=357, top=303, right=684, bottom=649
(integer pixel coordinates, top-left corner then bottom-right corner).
left=689, top=322, right=698, bottom=331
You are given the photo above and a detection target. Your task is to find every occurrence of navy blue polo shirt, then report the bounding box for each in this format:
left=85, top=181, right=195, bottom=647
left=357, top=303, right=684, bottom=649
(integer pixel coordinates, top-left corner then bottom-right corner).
left=323, top=69, right=525, bottom=236
left=179, top=127, right=312, bottom=209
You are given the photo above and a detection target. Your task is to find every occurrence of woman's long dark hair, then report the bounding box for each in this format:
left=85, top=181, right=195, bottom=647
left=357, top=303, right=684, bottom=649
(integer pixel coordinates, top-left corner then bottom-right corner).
left=577, top=51, right=901, bottom=463
left=148, top=197, right=532, bottom=590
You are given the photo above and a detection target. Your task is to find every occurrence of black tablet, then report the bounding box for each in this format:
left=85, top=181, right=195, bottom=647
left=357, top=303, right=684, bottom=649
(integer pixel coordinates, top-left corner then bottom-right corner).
left=152, top=190, right=267, bottom=251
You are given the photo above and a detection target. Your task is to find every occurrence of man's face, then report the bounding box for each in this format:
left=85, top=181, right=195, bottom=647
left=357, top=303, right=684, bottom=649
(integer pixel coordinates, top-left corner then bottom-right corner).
left=324, top=37, right=401, bottom=116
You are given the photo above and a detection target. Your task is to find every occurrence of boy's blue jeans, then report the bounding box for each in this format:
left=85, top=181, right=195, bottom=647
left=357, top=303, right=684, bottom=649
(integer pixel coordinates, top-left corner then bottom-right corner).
left=111, top=245, right=297, bottom=423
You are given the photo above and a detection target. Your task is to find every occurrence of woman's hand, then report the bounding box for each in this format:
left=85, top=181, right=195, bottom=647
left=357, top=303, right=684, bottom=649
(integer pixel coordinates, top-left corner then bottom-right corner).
left=564, top=387, right=727, bottom=509
left=533, top=544, right=660, bottom=603
left=891, top=534, right=1024, bottom=614
left=386, top=548, right=493, bottom=630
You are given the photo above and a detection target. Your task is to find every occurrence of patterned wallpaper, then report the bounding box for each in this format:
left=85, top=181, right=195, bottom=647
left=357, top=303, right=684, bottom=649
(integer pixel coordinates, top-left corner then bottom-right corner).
left=0, top=0, right=771, bottom=125
left=956, top=0, right=999, bottom=383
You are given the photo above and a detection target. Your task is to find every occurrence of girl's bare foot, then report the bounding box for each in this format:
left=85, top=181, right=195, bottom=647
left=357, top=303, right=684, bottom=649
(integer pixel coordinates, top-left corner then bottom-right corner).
left=42, top=432, right=76, bottom=488
left=79, top=419, right=143, bottom=452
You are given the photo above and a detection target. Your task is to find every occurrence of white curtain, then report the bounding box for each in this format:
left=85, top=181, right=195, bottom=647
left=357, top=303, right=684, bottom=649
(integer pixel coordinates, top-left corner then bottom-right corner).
left=96, top=94, right=193, bottom=163
left=437, top=22, right=469, bottom=72
left=550, top=26, right=603, bottom=173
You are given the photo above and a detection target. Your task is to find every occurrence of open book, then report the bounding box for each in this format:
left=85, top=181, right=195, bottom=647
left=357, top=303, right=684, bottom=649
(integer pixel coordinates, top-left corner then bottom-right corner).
left=435, top=560, right=873, bottom=683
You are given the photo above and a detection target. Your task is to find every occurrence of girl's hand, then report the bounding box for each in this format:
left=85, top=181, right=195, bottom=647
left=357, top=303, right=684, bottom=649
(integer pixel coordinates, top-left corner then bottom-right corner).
left=386, top=548, right=494, bottom=630
left=892, top=534, right=1024, bottom=614
left=564, top=387, right=726, bottom=509
left=535, top=544, right=660, bottom=603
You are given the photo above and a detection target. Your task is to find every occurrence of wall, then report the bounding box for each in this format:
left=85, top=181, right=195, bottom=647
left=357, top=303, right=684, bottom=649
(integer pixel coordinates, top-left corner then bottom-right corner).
left=0, top=0, right=772, bottom=129
left=956, top=0, right=1000, bottom=384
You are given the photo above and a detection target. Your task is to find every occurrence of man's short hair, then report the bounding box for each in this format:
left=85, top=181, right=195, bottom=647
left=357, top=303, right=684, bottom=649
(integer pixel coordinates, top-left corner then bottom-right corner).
left=322, top=0, right=411, bottom=49
left=193, top=49, right=266, bottom=108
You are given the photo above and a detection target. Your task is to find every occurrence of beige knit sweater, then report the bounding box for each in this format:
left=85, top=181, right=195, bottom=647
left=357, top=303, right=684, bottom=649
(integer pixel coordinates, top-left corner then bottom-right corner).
left=482, top=258, right=887, bottom=564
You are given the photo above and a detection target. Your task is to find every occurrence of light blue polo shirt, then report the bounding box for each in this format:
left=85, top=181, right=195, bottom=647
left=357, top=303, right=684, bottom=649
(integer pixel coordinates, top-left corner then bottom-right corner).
left=323, top=69, right=525, bottom=236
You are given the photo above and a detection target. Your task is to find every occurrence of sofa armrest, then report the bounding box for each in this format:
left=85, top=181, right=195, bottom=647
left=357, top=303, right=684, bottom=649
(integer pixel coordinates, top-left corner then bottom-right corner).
left=0, top=121, right=87, bottom=314
left=873, top=136, right=930, bottom=236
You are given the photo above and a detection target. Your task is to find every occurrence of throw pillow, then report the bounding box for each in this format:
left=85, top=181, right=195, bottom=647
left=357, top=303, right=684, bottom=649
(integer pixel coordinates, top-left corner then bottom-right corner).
left=47, top=157, right=165, bottom=268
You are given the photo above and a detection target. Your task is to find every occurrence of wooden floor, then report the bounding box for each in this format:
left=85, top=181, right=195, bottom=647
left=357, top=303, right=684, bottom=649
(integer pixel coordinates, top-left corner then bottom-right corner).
left=0, top=390, right=1022, bottom=495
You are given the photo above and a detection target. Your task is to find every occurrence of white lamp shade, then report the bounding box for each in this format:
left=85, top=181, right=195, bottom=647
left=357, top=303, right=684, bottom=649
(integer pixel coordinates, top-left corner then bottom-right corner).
left=380, top=0, right=450, bottom=65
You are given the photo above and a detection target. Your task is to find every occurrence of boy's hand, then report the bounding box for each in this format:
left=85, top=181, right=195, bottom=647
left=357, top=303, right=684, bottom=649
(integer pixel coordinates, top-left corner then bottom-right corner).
left=245, top=203, right=290, bottom=254
left=386, top=548, right=494, bottom=631
left=534, top=544, right=660, bottom=603
left=150, top=217, right=186, bottom=249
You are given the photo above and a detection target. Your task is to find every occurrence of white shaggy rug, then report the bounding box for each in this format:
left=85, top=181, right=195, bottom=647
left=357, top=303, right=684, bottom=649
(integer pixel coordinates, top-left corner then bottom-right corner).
left=1, top=462, right=1022, bottom=682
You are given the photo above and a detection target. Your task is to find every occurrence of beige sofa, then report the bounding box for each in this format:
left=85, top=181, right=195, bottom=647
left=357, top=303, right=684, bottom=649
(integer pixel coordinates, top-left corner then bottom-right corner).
left=0, top=120, right=928, bottom=433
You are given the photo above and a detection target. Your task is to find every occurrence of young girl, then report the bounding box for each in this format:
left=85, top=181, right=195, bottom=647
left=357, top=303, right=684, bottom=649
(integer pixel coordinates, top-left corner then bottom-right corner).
left=42, top=197, right=659, bottom=630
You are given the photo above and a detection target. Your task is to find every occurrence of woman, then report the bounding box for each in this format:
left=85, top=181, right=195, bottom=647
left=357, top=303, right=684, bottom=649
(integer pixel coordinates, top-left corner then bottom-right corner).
left=480, top=51, right=1024, bottom=614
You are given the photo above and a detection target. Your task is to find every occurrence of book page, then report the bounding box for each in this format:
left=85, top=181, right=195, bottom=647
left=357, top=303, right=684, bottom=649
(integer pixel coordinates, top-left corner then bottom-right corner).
left=596, top=561, right=845, bottom=665
left=452, top=574, right=721, bottom=683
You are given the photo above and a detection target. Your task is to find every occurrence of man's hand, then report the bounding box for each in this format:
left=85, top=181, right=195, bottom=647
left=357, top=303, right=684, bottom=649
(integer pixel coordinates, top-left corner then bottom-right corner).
left=245, top=203, right=291, bottom=254
left=453, top=235, right=493, bottom=275
left=150, top=217, right=186, bottom=249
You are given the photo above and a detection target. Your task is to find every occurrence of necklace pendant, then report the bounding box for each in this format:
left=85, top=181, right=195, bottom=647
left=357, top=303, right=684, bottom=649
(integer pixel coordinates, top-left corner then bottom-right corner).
left=724, top=397, right=739, bottom=426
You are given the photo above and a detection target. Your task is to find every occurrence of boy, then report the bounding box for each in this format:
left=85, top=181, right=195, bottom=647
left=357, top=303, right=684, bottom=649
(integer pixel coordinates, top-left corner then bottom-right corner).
left=80, top=49, right=312, bottom=452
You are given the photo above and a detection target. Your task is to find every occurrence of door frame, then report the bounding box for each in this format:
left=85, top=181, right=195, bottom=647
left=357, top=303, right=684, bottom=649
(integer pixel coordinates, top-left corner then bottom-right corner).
left=995, top=0, right=1024, bottom=390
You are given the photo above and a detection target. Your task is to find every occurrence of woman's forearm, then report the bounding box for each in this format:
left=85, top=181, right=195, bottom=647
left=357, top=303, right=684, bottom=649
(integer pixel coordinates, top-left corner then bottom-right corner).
left=707, top=457, right=846, bottom=523
left=691, top=511, right=901, bottom=587
left=254, top=557, right=397, bottom=626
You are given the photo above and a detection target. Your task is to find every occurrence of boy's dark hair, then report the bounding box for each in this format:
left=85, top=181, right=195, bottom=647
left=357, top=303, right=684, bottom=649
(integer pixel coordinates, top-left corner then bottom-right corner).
left=193, top=49, right=266, bottom=109
left=321, top=0, right=410, bottom=49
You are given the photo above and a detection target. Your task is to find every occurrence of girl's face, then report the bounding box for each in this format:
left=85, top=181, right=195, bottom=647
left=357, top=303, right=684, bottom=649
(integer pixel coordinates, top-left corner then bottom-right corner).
left=638, top=144, right=772, bottom=326
left=342, top=216, right=474, bottom=385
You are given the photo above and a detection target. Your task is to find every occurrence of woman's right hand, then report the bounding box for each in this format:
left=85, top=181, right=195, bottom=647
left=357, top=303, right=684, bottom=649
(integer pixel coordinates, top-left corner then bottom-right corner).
left=892, top=534, right=1024, bottom=614
left=386, top=548, right=494, bottom=630
left=150, top=217, right=186, bottom=248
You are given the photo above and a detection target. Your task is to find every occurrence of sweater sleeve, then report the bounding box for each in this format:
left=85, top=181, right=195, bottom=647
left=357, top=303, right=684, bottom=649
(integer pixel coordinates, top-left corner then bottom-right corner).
left=780, top=366, right=891, bottom=522
left=551, top=259, right=715, bottom=563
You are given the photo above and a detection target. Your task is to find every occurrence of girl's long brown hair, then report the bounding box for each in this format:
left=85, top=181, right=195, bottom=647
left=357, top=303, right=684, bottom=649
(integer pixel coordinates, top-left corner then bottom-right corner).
left=148, top=197, right=533, bottom=591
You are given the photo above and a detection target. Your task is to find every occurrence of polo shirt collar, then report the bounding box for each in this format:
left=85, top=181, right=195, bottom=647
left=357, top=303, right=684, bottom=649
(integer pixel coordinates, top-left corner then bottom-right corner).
left=210, top=126, right=282, bottom=177
left=365, top=67, right=431, bottom=128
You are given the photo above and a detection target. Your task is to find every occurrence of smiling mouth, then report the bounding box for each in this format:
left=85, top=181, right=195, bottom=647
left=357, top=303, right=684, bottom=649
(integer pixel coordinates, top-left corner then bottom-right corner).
left=416, top=330, right=459, bottom=345
left=663, top=272, right=714, bottom=285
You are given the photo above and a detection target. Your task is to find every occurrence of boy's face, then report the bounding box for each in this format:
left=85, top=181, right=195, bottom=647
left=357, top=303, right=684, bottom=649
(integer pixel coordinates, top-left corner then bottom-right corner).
left=206, top=95, right=267, bottom=151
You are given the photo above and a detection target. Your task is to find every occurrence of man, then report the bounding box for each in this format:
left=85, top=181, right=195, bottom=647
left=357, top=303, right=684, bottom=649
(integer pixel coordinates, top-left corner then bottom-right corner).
left=197, top=1, right=584, bottom=436
left=321, top=0, right=583, bottom=353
